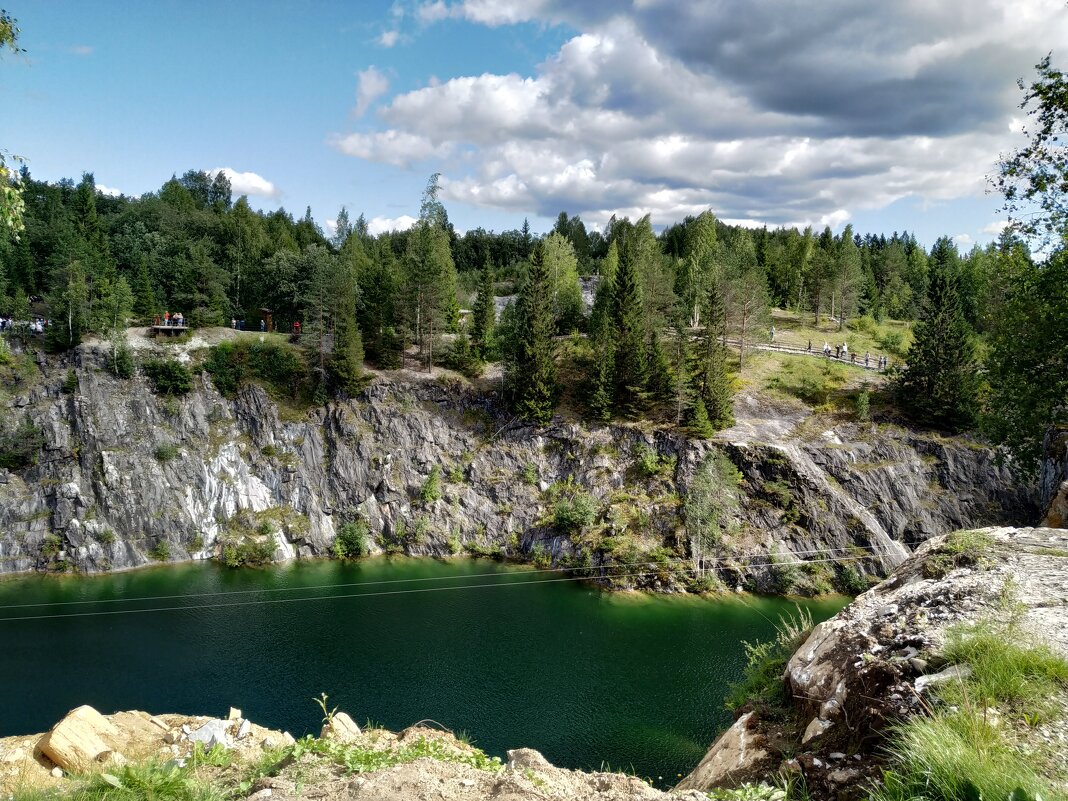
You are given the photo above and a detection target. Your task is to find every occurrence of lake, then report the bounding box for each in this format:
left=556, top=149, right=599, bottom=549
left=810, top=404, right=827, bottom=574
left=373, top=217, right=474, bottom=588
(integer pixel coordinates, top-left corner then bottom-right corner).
left=0, top=558, right=848, bottom=783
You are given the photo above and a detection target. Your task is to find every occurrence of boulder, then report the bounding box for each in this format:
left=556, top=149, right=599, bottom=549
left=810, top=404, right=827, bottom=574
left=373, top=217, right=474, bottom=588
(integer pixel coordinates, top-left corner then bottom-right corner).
left=37, top=705, right=124, bottom=772
left=187, top=719, right=230, bottom=749
left=320, top=712, right=361, bottom=743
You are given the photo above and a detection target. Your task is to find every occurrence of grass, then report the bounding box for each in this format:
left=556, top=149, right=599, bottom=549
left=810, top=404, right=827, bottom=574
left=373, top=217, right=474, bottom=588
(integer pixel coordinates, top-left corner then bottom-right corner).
left=296, top=732, right=503, bottom=775
left=724, top=605, right=814, bottom=716
left=11, top=761, right=224, bottom=801
left=874, top=598, right=1068, bottom=801
left=769, top=307, right=913, bottom=359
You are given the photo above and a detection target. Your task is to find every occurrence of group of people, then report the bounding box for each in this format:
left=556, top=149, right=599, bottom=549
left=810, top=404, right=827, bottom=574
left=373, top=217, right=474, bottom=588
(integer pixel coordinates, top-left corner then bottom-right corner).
left=806, top=340, right=889, bottom=369
left=0, top=316, right=47, bottom=333
left=153, top=311, right=186, bottom=327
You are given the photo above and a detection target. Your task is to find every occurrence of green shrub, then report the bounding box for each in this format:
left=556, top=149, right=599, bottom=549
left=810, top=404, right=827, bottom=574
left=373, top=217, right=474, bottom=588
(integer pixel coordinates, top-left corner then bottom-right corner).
left=420, top=465, right=442, bottom=504
left=725, top=606, right=813, bottom=715
left=142, top=358, right=193, bottom=395
left=112, top=340, right=136, bottom=379
left=446, top=465, right=465, bottom=483
left=334, top=520, right=370, bottom=559
left=154, top=443, right=180, bottom=462
left=41, top=533, right=62, bottom=559
left=520, top=462, right=538, bottom=485
left=98, top=528, right=116, bottom=546
left=80, top=759, right=224, bottom=801
left=767, top=552, right=803, bottom=594
left=0, top=417, right=45, bottom=470
left=149, top=540, right=171, bottom=561
left=553, top=491, right=596, bottom=532
left=221, top=538, right=275, bottom=568
left=877, top=330, right=906, bottom=357
left=530, top=542, right=552, bottom=568
left=62, top=369, right=78, bottom=394
left=204, top=339, right=311, bottom=401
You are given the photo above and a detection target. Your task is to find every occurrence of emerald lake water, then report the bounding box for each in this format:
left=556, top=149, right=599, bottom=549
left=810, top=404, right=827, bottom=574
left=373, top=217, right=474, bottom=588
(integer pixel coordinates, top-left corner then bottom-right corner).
left=0, top=558, right=847, bottom=782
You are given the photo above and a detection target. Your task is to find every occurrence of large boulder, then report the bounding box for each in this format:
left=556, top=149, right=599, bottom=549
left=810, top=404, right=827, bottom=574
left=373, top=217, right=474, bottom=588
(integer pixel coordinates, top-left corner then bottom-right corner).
left=36, top=705, right=123, bottom=772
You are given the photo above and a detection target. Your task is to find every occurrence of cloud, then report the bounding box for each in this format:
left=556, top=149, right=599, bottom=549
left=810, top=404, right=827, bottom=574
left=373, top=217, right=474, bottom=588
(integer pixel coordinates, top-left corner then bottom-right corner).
left=952, top=233, right=974, bottom=248
left=208, top=167, right=280, bottom=199
left=333, top=0, right=1068, bottom=229
left=96, top=184, right=122, bottom=197
left=367, top=214, right=418, bottom=235
left=330, top=130, right=451, bottom=168
left=377, top=30, right=401, bottom=47
left=68, top=45, right=93, bottom=56
left=980, top=219, right=1009, bottom=235
left=354, top=66, right=390, bottom=117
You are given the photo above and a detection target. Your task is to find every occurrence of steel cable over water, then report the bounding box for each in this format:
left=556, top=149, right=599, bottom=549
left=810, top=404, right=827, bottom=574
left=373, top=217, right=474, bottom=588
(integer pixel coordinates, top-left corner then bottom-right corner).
left=0, top=547, right=888, bottom=622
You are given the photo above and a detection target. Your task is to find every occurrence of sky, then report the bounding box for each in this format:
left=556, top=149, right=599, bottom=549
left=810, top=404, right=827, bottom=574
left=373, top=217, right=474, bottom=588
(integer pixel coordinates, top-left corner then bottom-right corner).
left=4, top=0, right=1068, bottom=248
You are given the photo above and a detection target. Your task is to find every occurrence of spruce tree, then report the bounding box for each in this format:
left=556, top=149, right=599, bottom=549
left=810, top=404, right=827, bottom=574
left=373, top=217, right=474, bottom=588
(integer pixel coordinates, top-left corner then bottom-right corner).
left=330, top=313, right=365, bottom=395
left=687, top=396, right=715, bottom=438
left=895, top=268, right=979, bottom=431
left=471, top=256, right=495, bottom=358
left=610, top=237, right=648, bottom=416
left=511, top=246, right=557, bottom=425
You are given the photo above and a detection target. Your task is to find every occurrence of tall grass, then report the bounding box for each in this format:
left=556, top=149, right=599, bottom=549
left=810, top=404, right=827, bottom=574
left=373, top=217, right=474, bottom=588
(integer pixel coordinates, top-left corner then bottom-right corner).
left=874, top=611, right=1068, bottom=801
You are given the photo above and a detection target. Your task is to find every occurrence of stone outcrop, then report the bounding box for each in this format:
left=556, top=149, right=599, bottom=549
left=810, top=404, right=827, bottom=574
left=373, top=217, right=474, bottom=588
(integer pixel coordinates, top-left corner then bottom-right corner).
left=1041, top=425, right=1068, bottom=527
left=0, top=338, right=1034, bottom=592
left=677, top=526, right=1068, bottom=798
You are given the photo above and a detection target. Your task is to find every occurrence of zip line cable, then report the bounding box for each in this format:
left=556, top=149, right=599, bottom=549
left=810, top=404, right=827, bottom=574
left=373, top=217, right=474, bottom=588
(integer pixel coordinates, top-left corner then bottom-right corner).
left=0, top=553, right=880, bottom=623
left=0, top=544, right=891, bottom=611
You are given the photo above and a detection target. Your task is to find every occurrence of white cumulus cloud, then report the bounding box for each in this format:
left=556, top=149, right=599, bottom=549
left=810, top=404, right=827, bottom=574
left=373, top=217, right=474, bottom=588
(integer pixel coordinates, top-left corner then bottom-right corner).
left=377, top=30, right=401, bottom=47
left=331, top=0, right=1068, bottom=229
left=208, top=168, right=280, bottom=199
left=354, top=66, right=390, bottom=117
left=96, top=184, right=122, bottom=197
left=367, top=214, right=418, bottom=235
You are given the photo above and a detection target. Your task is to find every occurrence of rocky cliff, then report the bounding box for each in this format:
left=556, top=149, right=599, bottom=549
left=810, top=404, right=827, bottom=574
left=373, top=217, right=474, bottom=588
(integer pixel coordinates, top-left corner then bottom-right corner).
left=0, top=335, right=1035, bottom=591
left=677, top=526, right=1068, bottom=798
left=1042, top=425, right=1068, bottom=527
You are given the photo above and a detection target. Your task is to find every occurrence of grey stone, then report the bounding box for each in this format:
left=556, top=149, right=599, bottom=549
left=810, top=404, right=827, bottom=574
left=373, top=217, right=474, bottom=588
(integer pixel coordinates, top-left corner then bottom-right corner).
left=187, top=719, right=230, bottom=748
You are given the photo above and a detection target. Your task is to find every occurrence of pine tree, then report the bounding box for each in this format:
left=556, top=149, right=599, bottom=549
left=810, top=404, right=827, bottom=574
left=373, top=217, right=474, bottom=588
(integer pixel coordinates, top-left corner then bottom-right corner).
left=471, top=256, right=495, bottom=358
left=611, top=236, right=648, bottom=416
left=510, top=246, right=557, bottom=425
left=895, top=268, right=979, bottom=431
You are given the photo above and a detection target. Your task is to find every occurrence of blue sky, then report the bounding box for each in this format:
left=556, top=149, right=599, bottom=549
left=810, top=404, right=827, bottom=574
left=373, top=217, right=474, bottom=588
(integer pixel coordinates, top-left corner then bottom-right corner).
left=4, top=1, right=1067, bottom=247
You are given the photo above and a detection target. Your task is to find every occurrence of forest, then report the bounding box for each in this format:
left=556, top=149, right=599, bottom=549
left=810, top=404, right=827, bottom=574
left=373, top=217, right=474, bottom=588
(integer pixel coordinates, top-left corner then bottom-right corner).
left=0, top=159, right=1063, bottom=474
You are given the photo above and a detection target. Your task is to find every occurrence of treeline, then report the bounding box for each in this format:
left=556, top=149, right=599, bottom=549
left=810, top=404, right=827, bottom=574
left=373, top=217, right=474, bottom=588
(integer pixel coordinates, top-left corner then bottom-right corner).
left=0, top=166, right=1059, bottom=469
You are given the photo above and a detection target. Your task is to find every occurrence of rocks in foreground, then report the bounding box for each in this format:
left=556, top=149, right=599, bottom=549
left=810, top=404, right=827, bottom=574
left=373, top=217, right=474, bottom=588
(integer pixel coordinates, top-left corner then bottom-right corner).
left=677, top=526, right=1068, bottom=798
left=2, top=705, right=707, bottom=801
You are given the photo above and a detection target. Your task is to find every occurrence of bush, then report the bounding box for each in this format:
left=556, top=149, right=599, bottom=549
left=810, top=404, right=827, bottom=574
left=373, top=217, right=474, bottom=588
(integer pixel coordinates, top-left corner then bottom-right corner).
left=334, top=520, right=370, bottom=559
left=204, top=339, right=311, bottom=401
left=149, top=540, right=171, bottom=561
left=221, top=538, right=275, bottom=568
left=0, top=417, right=46, bottom=470
left=62, top=369, right=78, bottom=394
left=553, top=491, right=596, bottom=532
left=877, top=329, right=906, bottom=357
left=112, top=340, right=136, bottom=379
left=520, top=463, right=538, bottom=485
left=725, top=606, right=813, bottom=715
left=154, top=443, right=180, bottom=462
left=142, top=358, right=193, bottom=395
left=420, top=465, right=442, bottom=504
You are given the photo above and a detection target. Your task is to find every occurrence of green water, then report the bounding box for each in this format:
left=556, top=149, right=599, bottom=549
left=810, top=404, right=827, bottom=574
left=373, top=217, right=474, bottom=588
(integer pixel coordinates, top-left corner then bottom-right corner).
left=0, top=558, right=847, bottom=782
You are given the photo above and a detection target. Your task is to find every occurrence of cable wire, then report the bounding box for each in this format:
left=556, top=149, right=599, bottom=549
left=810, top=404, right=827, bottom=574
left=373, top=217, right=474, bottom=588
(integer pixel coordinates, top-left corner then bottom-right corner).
left=0, top=543, right=889, bottom=611
left=0, top=553, right=879, bottom=623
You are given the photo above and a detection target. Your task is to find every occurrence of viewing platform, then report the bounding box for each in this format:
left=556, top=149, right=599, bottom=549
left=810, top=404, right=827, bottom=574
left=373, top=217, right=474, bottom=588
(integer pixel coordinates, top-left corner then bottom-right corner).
left=149, top=325, right=189, bottom=337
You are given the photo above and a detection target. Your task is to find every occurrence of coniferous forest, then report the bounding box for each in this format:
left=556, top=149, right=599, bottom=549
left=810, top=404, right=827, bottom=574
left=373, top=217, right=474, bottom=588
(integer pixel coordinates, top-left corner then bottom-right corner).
left=1, top=157, right=1065, bottom=474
